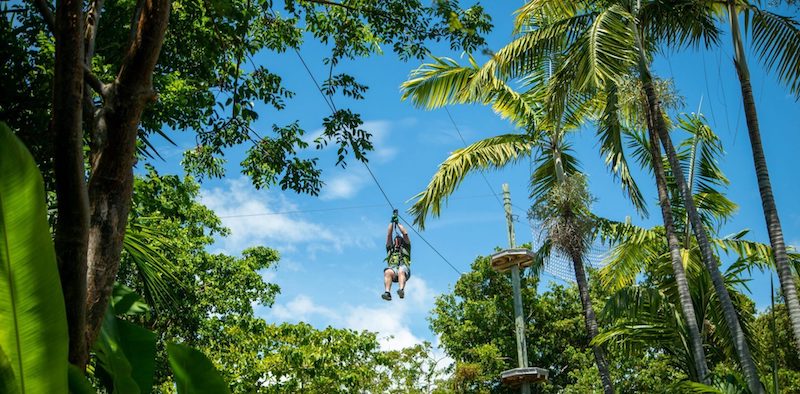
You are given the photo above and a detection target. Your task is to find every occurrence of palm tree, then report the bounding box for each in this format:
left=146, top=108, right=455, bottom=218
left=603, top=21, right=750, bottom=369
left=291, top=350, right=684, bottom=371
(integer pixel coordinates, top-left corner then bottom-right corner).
left=596, top=250, right=758, bottom=386
left=501, top=1, right=763, bottom=390
left=402, top=55, right=645, bottom=393
left=595, top=114, right=745, bottom=380
left=715, top=0, right=800, bottom=353
left=613, top=80, right=714, bottom=383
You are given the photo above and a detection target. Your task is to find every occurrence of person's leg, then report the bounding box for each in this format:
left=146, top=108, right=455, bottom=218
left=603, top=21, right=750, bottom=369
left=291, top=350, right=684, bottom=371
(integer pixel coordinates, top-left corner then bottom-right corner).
left=397, top=266, right=408, bottom=299
left=398, top=270, right=407, bottom=290
left=382, top=268, right=395, bottom=300
left=384, top=268, right=394, bottom=292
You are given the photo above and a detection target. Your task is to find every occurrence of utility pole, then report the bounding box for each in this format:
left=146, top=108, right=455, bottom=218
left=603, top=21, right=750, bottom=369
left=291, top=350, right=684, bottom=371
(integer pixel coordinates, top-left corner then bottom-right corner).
left=490, top=184, right=547, bottom=393
left=504, top=185, right=530, bottom=392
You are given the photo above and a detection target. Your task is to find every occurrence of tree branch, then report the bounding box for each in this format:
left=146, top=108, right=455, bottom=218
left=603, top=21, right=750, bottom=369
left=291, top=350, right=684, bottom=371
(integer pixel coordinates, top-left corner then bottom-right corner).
left=32, top=0, right=55, bottom=33
left=51, top=0, right=89, bottom=368
left=128, top=0, right=145, bottom=45
left=301, top=0, right=359, bottom=13
left=84, top=0, right=105, bottom=63
left=83, top=65, right=107, bottom=96
left=32, top=0, right=108, bottom=97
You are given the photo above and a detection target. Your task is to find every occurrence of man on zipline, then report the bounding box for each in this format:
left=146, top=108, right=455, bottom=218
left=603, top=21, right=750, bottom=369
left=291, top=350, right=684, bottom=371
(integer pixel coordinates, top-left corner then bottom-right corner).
left=382, top=210, right=411, bottom=301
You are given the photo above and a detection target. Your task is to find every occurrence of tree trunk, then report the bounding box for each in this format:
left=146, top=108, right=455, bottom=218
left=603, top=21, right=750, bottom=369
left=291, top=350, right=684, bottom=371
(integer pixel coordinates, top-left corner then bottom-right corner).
left=551, top=141, right=613, bottom=392
left=644, top=107, right=709, bottom=383
left=571, top=251, right=614, bottom=394
left=650, top=91, right=762, bottom=393
left=84, top=0, right=171, bottom=347
left=631, top=22, right=763, bottom=392
left=727, top=0, right=800, bottom=353
left=642, top=78, right=764, bottom=394
left=52, top=0, right=90, bottom=368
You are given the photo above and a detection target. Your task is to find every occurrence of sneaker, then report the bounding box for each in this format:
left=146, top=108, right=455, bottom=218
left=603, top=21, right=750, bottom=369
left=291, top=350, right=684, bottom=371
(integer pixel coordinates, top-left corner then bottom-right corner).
left=397, top=288, right=405, bottom=299
left=381, top=291, right=392, bottom=301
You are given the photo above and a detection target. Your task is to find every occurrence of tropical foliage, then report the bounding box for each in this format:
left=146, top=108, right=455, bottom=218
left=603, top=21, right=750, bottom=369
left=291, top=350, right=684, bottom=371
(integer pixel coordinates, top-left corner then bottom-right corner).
left=1, top=0, right=799, bottom=391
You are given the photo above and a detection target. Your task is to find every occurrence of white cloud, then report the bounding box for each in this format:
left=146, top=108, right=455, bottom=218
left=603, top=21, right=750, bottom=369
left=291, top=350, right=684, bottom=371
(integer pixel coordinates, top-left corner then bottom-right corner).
left=340, top=277, right=438, bottom=350
left=272, top=295, right=339, bottom=321
left=260, top=268, right=277, bottom=283
left=344, top=305, right=423, bottom=351
left=320, top=167, right=369, bottom=200
left=200, top=178, right=374, bottom=254
left=268, top=276, right=439, bottom=351
left=365, top=120, right=397, bottom=163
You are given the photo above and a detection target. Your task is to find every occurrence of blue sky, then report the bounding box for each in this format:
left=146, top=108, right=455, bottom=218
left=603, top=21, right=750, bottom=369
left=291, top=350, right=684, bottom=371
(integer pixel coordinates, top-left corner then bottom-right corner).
left=150, top=2, right=800, bottom=352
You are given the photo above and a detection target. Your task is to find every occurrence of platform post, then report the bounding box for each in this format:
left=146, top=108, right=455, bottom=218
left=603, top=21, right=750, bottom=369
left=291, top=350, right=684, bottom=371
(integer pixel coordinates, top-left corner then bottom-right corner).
left=502, top=184, right=530, bottom=394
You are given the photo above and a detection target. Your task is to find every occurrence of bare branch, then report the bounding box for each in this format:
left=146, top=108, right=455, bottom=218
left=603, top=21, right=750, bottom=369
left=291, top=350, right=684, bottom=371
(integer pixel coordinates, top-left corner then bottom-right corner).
left=32, top=0, right=55, bottom=33
left=128, top=0, right=145, bottom=45
left=83, top=65, right=107, bottom=97
left=84, top=0, right=105, bottom=63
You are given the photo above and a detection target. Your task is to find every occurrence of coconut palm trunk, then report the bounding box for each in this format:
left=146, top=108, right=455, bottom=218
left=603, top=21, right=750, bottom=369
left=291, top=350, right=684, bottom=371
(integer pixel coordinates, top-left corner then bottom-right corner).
left=629, top=20, right=763, bottom=392
left=553, top=145, right=614, bottom=394
left=644, top=110, right=710, bottom=383
left=570, top=249, right=614, bottom=394
left=726, top=0, right=800, bottom=353
left=633, top=31, right=763, bottom=393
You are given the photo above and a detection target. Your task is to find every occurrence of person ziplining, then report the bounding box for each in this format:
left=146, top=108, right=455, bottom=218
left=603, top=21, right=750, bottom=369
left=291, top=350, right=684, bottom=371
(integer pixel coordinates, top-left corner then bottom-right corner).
left=382, top=209, right=411, bottom=301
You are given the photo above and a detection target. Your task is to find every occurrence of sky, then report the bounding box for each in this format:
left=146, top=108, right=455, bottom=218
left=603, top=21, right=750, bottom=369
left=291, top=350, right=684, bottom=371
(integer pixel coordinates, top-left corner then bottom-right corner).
left=149, top=2, right=800, bottom=353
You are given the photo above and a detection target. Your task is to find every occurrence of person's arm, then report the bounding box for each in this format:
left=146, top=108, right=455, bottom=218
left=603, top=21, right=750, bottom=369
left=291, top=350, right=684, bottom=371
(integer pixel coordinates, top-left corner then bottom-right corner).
left=386, top=223, right=394, bottom=249
left=397, top=223, right=410, bottom=246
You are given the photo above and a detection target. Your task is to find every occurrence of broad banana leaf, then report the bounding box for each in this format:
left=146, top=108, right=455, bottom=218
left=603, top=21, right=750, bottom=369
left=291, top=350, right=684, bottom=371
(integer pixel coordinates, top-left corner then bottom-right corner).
left=94, top=308, right=157, bottom=394
left=168, top=342, right=230, bottom=394
left=0, top=344, right=19, bottom=394
left=0, top=122, right=68, bottom=392
left=67, top=364, right=96, bottom=394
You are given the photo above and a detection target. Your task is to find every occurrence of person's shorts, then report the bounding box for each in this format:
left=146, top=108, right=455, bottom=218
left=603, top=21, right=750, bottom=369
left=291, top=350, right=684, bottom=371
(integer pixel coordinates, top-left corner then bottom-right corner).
left=384, top=265, right=411, bottom=282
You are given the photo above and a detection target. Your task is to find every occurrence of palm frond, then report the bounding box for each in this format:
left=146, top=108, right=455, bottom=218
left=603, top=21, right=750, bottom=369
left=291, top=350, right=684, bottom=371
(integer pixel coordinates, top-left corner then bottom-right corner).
left=597, top=81, right=648, bottom=216
left=513, top=0, right=579, bottom=34
left=401, top=56, right=479, bottom=109
left=640, top=0, right=721, bottom=51
left=122, top=221, right=185, bottom=313
left=567, top=5, right=637, bottom=91
left=595, top=218, right=664, bottom=291
left=409, top=134, right=536, bottom=229
left=715, top=230, right=800, bottom=274
left=485, top=82, right=542, bottom=129
left=529, top=138, right=580, bottom=205
left=401, top=56, right=541, bottom=129
left=744, top=6, right=800, bottom=97
left=493, top=12, right=598, bottom=80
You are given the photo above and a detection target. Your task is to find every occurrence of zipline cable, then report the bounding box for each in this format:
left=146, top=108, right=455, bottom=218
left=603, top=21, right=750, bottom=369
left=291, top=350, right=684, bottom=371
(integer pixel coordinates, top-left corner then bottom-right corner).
left=288, top=35, right=464, bottom=275
left=399, top=215, right=462, bottom=275
left=444, top=106, right=504, bottom=208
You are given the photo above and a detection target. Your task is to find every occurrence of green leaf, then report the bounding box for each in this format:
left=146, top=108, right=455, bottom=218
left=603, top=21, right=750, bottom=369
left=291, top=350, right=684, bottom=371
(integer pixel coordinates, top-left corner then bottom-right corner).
left=0, top=122, right=68, bottom=393
left=117, top=319, right=157, bottom=392
left=94, top=308, right=157, bottom=394
left=409, top=134, right=536, bottom=229
left=167, top=342, right=230, bottom=394
left=0, top=344, right=19, bottom=394
left=67, top=364, right=96, bottom=394
left=94, top=312, right=138, bottom=394
left=111, top=283, right=151, bottom=317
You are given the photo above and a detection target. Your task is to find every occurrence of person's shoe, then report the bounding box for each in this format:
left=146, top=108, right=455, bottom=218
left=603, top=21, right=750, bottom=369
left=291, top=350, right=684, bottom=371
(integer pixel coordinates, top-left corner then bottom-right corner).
left=382, top=291, right=392, bottom=301
left=397, top=288, right=405, bottom=299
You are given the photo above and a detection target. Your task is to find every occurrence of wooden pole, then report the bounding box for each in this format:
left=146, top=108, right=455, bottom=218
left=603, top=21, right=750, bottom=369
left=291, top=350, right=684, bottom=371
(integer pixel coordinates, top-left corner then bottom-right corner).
left=503, top=184, right=530, bottom=394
